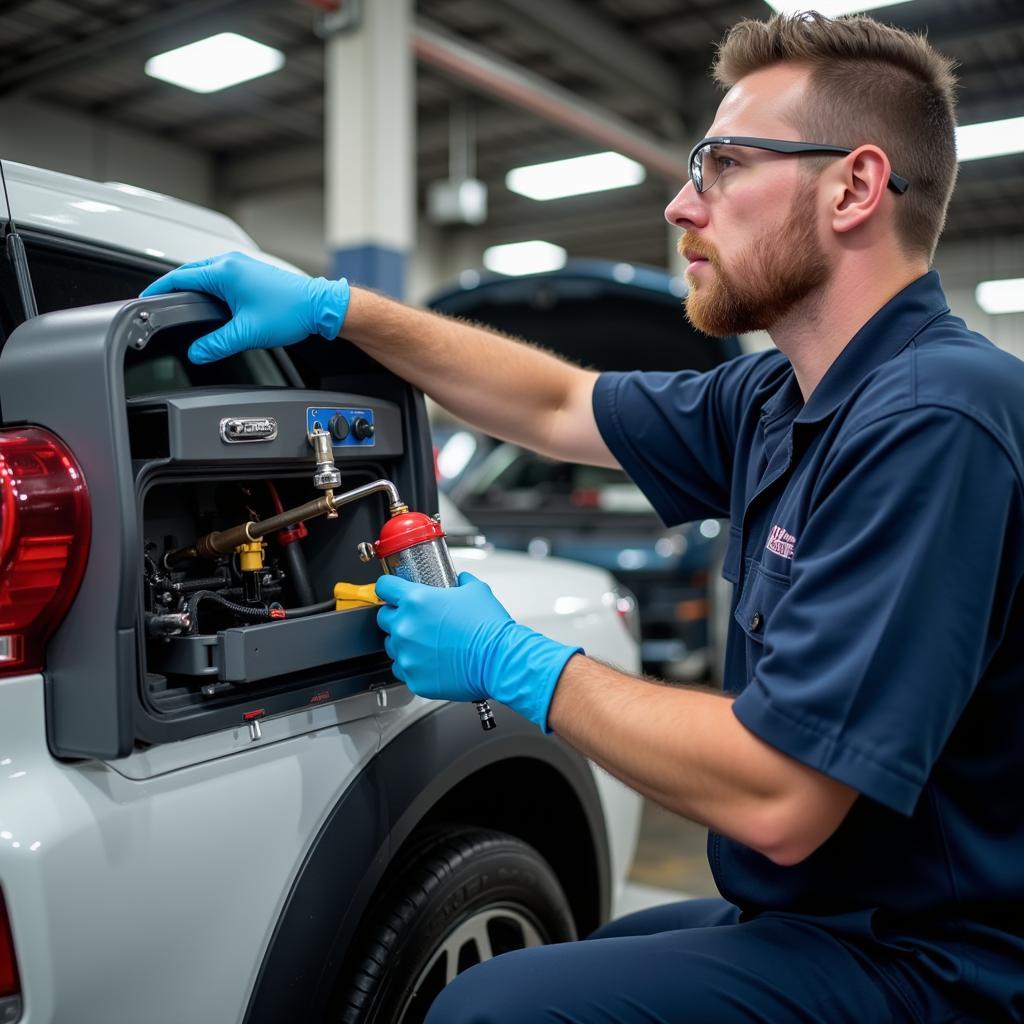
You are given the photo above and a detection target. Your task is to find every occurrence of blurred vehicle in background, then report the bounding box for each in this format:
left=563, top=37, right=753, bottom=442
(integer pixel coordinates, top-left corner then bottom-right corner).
left=450, top=441, right=723, bottom=679
left=427, top=260, right=741, bottom=681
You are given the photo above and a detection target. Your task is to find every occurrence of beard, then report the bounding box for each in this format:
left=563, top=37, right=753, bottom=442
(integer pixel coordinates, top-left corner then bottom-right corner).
left=680, top=188, right=829, bottom=337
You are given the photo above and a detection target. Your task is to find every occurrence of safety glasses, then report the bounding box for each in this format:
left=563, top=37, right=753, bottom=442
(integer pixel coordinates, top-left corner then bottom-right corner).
left=688, top=136, right=910, bottom=194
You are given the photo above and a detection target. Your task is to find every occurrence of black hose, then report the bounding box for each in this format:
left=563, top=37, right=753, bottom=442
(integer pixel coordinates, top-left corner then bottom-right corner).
left=282, top=541, right=316, bottom=606
left=186, top=590, right=275, bottom=631
left=169, top=575, right=231, bottom=594
left=184, top=590, right=337, bottom=633
left=282, top=598, right=336, bottom=618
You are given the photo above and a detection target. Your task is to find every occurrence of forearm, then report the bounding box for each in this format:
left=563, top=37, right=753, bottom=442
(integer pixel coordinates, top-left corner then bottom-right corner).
left=140, top=254, right=602, bottom=462
left=342, top=287, right=595, bottom=459
left=548, top=656, right=855, bottom=865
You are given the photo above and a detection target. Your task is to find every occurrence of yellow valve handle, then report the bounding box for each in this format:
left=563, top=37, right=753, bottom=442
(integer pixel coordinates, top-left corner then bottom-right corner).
left=334, top=581, right=385, bottom=610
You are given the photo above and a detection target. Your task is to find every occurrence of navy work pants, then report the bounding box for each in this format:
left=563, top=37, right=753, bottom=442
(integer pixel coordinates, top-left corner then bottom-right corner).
left=425, top=897, right=966, bottom=1023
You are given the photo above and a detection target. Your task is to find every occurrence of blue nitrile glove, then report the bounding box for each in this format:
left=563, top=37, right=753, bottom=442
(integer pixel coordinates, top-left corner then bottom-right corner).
left=139, top=251, right=350, bottom=364
left=375, top=572, right=582, bottom=733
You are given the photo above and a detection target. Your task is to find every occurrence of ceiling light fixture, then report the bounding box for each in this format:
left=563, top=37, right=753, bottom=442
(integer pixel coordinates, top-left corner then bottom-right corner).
left=975, top=279, right=1024, bottom=315
left=145, top=33, right=285, bottom=94
left=506, top=152, right=646, bottom=201
left=482, top=241, right=567, bottom=276
left=764, top=0, right=914, bottom=16
left=956, top=116, right=1024, bottom=163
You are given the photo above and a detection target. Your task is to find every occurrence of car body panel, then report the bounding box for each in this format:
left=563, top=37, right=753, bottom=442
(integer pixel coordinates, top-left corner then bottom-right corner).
left=247, top=702, right=618, bottom=1023
left=0, top=672, right=379, bottom=1023
left=0, top=549, right=637, bottom=1023
left=3, top=159, right=301, bottom=272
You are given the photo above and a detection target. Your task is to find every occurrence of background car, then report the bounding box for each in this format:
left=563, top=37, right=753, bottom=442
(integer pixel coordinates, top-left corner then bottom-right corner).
left=428, top=262, right=741, bottom=681
left=448, top=441, right=723, bottom=679
left=0, top=160, right=643, bottom=1024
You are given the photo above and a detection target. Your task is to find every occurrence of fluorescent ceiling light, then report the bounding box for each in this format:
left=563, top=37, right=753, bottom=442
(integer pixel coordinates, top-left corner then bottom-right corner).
left=436, top=431, right=478, bottom=481
left=506, top=152, right=646, bottom=201
left=956, top=116, right=1024, bottom=162
left=975, top=279, right=1024, bottom=315
left=145, top=33, right=284, bottom=94
left=483, top=240, right=567, bottom=276
left=764, top=0, right=913, bottom=15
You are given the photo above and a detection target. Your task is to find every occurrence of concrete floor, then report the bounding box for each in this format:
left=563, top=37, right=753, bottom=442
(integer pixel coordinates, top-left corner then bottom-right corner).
left=628, top=799, right=719, bottom=897
left=614, top=799, right=719, bottom=919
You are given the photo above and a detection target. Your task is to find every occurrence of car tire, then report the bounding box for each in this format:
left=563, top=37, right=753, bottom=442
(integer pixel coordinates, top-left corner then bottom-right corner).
left=333, top=825, right=577, bottom=1024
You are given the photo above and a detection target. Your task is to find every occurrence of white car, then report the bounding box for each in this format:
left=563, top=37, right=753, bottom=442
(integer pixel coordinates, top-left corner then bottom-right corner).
left=0, top=161, right=642, bottom=1024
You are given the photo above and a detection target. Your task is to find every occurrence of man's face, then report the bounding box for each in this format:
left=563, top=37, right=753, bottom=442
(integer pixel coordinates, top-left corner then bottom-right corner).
left=665, top=65, right=833, bottom=337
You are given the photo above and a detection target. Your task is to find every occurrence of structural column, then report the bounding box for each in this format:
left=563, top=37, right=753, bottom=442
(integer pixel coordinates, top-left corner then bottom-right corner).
left=324, top=0, right=414, bottom=298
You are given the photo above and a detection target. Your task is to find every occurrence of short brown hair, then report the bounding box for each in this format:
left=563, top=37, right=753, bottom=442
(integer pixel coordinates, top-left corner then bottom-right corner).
left=713, top=12, right=958, bottom=262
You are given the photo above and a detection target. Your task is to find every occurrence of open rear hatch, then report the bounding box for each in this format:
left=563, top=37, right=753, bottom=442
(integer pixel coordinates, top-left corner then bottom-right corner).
left=0, top=292, right=435, bottom=758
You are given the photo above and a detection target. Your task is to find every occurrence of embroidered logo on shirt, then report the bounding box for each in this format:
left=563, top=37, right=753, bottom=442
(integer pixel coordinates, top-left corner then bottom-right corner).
left=766, top=525, right=796, bottom=560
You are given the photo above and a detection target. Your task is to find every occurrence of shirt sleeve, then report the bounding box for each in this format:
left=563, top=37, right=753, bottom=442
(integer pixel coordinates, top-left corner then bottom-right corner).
left=592, top=351, right=785, bottom=525
left=733, top=406, right=1024, bottom=815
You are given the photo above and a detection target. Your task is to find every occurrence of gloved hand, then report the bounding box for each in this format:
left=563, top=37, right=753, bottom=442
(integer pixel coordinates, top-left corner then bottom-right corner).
left=139, top=251, right=350, bottom=364
left=375, top=572, right=582, bottom=732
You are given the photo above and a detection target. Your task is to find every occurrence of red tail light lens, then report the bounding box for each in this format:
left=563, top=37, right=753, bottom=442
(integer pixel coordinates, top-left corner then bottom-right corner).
left=0, top=888, right=19, bottom=998
left=0, top=427, right=90, bottom=676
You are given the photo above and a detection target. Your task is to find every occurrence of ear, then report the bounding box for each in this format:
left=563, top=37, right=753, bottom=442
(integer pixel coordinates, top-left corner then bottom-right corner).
left=829, top=145, right=891, bottom=235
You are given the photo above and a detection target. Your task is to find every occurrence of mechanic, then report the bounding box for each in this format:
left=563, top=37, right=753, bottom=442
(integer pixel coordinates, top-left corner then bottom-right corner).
left=141, top=12, right=1024, bottom=1022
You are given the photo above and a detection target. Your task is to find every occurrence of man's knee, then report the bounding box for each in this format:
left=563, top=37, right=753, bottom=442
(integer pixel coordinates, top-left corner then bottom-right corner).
left=588, top=897, right=739, bottom=941
left=424, top=953, right=522, bottom=1024
left=424, top=946, right=576, bottom=1024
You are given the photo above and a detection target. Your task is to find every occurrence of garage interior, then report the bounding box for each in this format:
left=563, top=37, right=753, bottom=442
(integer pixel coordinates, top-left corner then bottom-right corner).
left=2, top=0, right=1023, bottom=907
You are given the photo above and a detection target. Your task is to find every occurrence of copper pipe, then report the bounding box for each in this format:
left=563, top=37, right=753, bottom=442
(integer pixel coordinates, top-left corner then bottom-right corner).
left=165, top=479, right=405, bottom=567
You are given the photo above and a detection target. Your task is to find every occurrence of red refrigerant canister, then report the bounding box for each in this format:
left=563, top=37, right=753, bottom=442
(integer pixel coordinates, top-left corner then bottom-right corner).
left=362, top=511, right=496, bottom=731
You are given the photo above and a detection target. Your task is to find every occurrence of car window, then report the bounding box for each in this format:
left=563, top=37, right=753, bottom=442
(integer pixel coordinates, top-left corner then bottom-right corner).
left=457, top=443, right=654, bottom=514
left=0, top=229, right=287, bottom=395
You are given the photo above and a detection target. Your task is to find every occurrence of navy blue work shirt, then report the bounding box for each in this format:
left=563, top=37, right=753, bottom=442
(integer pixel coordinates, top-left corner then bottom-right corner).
left=593, top=272, right=1024, bottom=1014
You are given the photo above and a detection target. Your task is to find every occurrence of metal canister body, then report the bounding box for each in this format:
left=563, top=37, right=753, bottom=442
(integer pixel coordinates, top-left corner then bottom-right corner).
left=371, top=511, right=496, bottom=731
left=383, top=536, right=458, bottom=589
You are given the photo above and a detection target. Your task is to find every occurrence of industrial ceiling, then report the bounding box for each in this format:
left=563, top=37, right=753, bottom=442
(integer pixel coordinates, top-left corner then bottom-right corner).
left=1, top=0, right=1022, bottom=269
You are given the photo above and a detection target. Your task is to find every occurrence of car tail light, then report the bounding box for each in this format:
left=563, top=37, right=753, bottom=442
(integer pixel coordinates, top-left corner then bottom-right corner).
left=0, top=888, right=19, bottom=1000
left=570, top=487, right=601, bottom=509
left=605, top=585, right=641, bottom=645
left=0, top=427, right=90, bottom=676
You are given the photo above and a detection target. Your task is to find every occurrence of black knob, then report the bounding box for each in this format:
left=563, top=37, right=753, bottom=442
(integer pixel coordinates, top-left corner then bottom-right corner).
left=352, top=417, right=374, bottom=441
left=329, top=414, right=350, bottom=441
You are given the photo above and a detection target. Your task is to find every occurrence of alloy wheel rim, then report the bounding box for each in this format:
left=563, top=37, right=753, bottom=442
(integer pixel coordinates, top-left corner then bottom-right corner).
left=398, top=905, right=545, bottom=1021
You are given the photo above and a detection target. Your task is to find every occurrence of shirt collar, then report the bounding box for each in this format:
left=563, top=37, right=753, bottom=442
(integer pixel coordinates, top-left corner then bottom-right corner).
left=794, top=270, right=949, bottom=424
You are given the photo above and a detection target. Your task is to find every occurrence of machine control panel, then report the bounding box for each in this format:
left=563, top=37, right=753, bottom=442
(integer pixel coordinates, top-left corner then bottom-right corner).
left=307, top=406, right=376, bottom=447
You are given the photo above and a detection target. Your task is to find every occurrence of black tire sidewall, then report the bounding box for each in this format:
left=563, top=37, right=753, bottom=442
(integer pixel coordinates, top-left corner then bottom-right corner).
left=343, top=828, right=576, bottom=1024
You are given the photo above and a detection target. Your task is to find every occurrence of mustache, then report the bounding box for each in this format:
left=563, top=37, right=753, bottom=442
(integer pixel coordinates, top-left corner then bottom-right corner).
left=677, top=233, right=720, bottom=265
